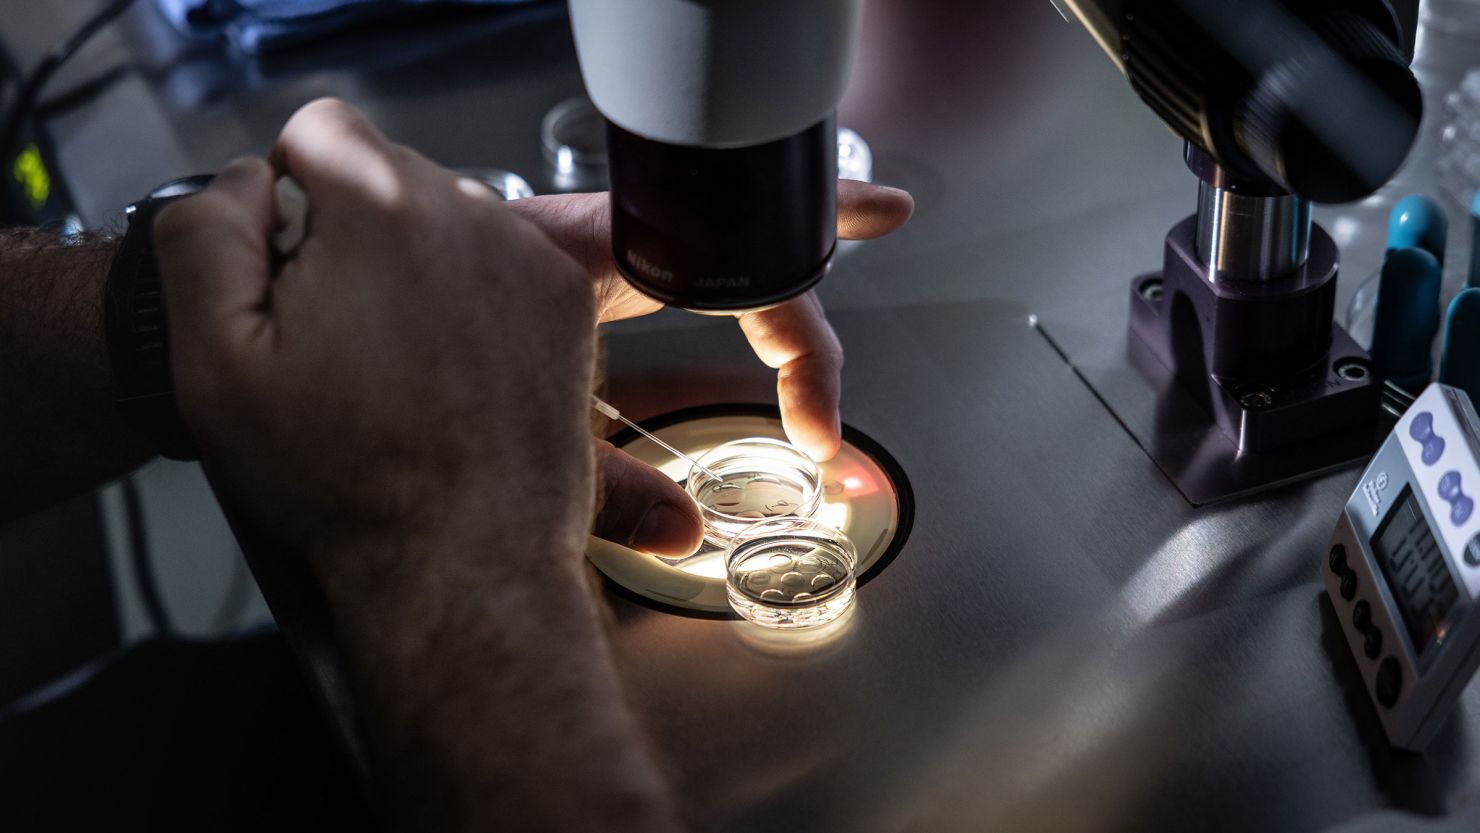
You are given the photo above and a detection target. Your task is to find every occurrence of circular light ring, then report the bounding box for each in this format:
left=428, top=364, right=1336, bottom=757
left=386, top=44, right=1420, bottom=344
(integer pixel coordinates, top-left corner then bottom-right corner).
left=586, top=405, right=913, bottom=616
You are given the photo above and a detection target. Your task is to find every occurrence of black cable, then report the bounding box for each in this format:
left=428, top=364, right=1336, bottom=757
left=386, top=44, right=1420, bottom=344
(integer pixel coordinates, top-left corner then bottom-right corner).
left=0, top=0, right=140, bottom=169
left=0, top=40, right=21, bottom=100
left=121, top=474, right=176, bottom=636
left=34, top=62, right=132, bottom=119
left=3, top=3, right=176, bottom=635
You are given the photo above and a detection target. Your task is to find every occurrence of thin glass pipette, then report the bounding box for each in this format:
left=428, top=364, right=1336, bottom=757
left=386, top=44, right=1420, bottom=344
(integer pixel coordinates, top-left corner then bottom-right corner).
left=591, top=396, right=722, bottom=482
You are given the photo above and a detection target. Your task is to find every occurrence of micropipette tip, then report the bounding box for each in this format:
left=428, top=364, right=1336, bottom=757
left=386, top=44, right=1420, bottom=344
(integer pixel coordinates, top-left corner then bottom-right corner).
left=591, top=396, right=722, bottom=482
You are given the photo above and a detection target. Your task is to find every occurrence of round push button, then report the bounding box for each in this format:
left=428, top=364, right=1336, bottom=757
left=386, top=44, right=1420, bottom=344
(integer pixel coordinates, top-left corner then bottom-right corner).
left=1341, top=570, right=1359, bottom=601
left=1437, top=471, right=1474, bottom=526
left=1376, top=657, right=1403, bottom=708
left=1411, top=411, right=1446, bottom=465
left=1329, top=543, right=1348, bottom=575
left=1440, top=470, right=1463, bottom=501
left=1455, top=496, right=1475, bottom=526
left=1364, top=628, right=1383, bottom=659
left=1466, top=535, right=1480, bottom=567
left=1410, top=411, right=1434, bottom=442
left=1353, top=600, right=1373, bottom=632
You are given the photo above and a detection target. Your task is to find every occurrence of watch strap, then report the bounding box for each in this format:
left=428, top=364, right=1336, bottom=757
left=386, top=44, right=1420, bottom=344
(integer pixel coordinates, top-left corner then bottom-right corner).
left=104, top=188, right=203, bottom=461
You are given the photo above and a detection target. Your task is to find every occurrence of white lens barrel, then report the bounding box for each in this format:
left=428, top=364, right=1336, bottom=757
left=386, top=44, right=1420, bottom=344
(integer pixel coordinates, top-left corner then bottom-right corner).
left=569, top=0, right=863, bottom=148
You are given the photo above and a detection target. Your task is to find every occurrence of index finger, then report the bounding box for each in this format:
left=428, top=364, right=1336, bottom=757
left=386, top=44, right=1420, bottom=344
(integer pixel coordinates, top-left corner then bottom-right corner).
left=737, top=292, right=843, bottom=461
left=267, top=98, right=405, bottom=212
left=837, top=179, right=915, bottom=240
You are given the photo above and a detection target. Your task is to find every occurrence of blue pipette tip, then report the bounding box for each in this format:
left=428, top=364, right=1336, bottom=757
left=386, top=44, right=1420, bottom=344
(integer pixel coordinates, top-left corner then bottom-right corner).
left=1442, top=288, right=1480, bottom=408
left=1371, top=246, right=1443, bottom=391
left=1387, top=194, right=1448, bottom=267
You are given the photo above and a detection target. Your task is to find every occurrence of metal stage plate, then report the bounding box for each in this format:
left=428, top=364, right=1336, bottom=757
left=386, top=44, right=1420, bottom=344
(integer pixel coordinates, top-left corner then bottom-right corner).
left=1031, top=308, right=1378, bottom=507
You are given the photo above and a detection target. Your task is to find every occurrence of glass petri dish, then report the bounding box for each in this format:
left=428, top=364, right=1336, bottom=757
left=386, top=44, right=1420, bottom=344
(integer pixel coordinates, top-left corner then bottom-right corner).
left=687, top=438, right=822, bottom=548
left=726, top=519, right=857, bottom=629
left=542, top=96, right=609, bottom=192
left=454, top=167, right=535, bottom=201
left=541, top=99, right=872, bottom=193
left=837, top=127, right=873, bottom=183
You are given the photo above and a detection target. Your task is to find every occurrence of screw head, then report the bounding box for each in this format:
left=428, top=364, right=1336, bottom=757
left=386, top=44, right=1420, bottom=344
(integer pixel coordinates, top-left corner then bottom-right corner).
left=1139, top=279, right=1164, bottom=303
left=1335, top=359, right=1370, bottom=382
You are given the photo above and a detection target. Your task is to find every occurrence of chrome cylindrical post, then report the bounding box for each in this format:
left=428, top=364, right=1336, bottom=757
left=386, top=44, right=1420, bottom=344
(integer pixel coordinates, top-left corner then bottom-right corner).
left=1195, top=181, right=1312, bottom=281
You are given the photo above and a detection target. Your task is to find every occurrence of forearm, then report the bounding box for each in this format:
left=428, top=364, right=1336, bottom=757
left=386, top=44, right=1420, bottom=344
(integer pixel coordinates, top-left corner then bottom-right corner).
left=0, top=230, right=152, bottom=517
left=314, top=513, right=685, bottom=833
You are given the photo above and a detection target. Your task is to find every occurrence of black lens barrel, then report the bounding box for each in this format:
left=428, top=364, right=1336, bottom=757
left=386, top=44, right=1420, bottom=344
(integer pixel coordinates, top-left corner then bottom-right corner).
left=605, top=115, right=837, bottom=312
left=1121, top=0, right=1421, bottom=202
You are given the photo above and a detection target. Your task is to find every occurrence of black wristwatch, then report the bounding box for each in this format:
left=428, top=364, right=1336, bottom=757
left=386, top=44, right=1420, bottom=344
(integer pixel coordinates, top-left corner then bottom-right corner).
left=103, top=175, right=214, bottom=461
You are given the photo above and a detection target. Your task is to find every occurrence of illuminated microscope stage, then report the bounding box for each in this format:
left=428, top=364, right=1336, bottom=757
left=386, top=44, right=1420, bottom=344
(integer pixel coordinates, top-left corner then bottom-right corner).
left=586, top=407, right=912, bottom=614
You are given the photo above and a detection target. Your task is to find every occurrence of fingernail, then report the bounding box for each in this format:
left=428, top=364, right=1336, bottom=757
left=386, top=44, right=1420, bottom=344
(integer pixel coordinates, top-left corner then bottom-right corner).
left=803, top=440, right=839, bottom=463
left=632, top=502, right=700, bottom=556
left=795, top=423, right=840, bottom=463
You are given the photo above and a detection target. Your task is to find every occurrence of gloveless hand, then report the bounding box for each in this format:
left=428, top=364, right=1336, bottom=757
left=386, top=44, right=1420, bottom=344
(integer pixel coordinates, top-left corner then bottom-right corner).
left=509, top=180, right=914, bottom=556
left=157, top=103, right=692, bottom=832
left=155, top=99, right=599, bottom=567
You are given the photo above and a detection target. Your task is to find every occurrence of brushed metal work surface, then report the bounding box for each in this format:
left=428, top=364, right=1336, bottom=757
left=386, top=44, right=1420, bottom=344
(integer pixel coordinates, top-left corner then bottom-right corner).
left=11, top=0, right=1480, bottom=829
left=600, top=305, right=1475, bottom=833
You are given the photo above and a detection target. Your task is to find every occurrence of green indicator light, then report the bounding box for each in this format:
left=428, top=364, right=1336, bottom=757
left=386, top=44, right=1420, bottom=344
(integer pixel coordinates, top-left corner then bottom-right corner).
left=12, top=144, right=51, bottom=210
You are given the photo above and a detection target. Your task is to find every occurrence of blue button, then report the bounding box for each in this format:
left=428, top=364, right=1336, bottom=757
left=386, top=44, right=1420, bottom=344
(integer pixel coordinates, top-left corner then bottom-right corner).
left=1438, top=471, right=1474, bottom=526
left=1426, top=438, right=1446, bottom=465
left=1440, top=471, right=1463, bottom=501
left=1409, top=411, right=1446, bottom=465
left=1454, top=496, right=1474, bottom=526
left=1411, top=411, right=1434, bottom=441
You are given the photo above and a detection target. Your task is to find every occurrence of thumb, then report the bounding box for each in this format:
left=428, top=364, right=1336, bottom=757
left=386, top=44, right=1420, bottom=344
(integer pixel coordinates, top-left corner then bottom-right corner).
left=154, top=156, right=278, bottom=360
left=593, top=439, right=704, bottom=557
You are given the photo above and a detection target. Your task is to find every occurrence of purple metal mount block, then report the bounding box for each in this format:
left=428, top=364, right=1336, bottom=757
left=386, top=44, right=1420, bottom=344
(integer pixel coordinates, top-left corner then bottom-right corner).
left=1129, top=216, right=1381, bottom=456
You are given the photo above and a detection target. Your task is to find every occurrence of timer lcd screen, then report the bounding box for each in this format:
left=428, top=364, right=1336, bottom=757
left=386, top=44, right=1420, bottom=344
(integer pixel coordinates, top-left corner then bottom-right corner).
left=1371, top=487, right=1458, bottom=655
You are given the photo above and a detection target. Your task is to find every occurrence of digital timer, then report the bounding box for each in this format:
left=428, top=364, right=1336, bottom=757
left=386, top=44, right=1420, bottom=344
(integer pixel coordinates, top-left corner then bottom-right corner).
left=1323, top=383, right=1480, bottom=750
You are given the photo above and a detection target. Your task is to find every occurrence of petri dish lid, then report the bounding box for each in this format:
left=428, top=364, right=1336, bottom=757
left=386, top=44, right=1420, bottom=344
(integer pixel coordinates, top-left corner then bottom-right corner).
left=542, top=96, right=609, bottom=192
left=455, top=167, right=535, bottom=201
